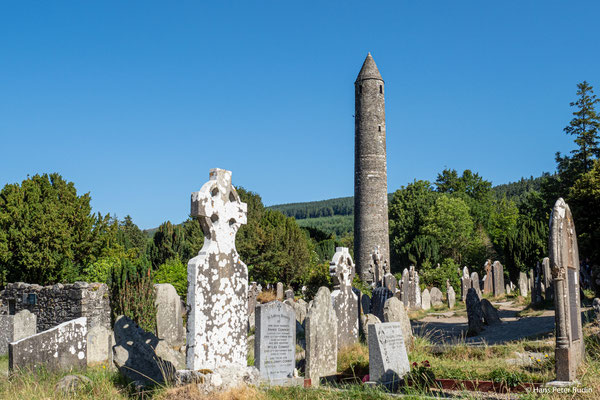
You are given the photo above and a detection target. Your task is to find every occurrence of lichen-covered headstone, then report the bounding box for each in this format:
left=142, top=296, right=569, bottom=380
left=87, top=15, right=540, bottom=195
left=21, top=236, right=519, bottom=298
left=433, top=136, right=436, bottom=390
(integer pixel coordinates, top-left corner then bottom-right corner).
left=329, top=247, right=358, bottom=350
left=401, top=268, right=409, bottom=307
left=371, top=286, right=393, bottom=321
left=519, top=272, right=528, bottom=297
left=430, top=287, right=443, bottom=307
left=254, top=301, right=295, bottom=382
left=549, top=198, right=583, bottom=382
left=482, top=260, right=493, bottom=295
left=360, top=313, right=381, bottom=345
left=408, top=266, right=421, bottom=310
left=466, top=288, right=484, bottom=336
left=421, top=289, right=431, bottom=310
left=9, top=317, right=87, bottom=372
left=492, top=261, right=505, bottom=297
left=305, top=287, right=337, bottom=385
left=370, top=246, right=385, bottom=288
left=187, top=168, right=248, bottom=370
left=461, top=266, right=471, bottom=302
left=382, top=297, right=412, bottom=348
left=368, top=322, right=410, bottom=387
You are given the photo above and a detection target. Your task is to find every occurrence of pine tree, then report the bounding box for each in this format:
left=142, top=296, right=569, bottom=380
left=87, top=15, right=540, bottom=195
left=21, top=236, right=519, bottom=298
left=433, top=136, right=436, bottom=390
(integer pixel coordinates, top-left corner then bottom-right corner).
left=557, top=81, right=600, bottom=178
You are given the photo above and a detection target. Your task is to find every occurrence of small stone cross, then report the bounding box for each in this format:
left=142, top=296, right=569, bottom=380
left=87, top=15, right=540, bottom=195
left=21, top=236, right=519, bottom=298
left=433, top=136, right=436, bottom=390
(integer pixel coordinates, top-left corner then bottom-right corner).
left=191, top=168, right=247, bottom=252
left=330, top=247, right=355, bottom=289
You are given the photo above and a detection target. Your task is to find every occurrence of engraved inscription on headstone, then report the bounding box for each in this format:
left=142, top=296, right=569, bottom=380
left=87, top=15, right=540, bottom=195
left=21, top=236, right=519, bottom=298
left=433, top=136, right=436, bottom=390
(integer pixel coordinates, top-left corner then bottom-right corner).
left=255, top=301, right=295, bottom=381
left=368, top=322, right=410, bottom=384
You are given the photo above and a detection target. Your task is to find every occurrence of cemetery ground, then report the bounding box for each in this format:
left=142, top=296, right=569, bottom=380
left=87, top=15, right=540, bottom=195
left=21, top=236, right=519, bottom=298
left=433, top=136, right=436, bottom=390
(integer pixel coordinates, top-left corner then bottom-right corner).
left=0, top=292, right=599, bottom=399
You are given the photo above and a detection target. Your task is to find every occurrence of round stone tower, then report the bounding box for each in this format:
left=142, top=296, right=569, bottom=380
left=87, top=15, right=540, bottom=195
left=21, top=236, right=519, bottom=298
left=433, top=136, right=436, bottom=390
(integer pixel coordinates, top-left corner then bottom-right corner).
left=354, top=53, right=390, bottom=284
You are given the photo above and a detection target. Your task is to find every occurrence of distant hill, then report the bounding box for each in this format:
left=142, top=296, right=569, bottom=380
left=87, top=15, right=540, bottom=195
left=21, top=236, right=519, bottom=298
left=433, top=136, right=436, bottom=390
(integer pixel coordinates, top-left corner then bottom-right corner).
left=268, top=174, right=549, bottom=237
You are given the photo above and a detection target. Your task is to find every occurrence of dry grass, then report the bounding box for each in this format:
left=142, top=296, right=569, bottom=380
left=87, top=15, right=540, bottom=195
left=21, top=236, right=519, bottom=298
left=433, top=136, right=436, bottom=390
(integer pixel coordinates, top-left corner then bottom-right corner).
left=256, top=290, right=277, bottom=304
left=337, top=343, right=369, bottom=378
left=157, top=384, right=265, bottom=400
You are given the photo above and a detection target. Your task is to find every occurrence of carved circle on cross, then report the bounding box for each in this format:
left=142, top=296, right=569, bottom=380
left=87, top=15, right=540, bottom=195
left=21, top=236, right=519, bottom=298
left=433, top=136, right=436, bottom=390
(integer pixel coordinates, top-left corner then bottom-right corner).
left=330, top=247, right=355, bottom=288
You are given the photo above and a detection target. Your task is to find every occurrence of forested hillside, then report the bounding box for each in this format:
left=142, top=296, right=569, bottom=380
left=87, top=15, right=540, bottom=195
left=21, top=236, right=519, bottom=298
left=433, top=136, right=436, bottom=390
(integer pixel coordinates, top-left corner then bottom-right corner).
left=269, top=175, right=547, bottom=232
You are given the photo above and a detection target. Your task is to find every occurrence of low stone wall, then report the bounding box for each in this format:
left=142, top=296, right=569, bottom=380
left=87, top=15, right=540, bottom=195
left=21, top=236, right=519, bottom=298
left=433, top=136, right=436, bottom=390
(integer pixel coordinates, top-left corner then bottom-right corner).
left=9, top=317, right=88, bottom=372
left=0, top=282, right=110, bottom=332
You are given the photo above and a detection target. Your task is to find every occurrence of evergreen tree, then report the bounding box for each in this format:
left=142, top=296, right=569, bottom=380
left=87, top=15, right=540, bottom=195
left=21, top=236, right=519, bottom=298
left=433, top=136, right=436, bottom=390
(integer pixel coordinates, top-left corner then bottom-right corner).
left=556, top=81, right=600, bottom=180
left=0, top=173, right=110, bottom=284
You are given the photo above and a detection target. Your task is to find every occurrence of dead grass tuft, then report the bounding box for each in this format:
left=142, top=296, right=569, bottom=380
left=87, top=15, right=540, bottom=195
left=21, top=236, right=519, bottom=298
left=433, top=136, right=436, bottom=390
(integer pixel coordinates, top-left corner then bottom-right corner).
left=158, top=384, right=265, bottom=400
left=337, top=343, right=369, bottom=378
left=256, top=290, right=277, bottom=304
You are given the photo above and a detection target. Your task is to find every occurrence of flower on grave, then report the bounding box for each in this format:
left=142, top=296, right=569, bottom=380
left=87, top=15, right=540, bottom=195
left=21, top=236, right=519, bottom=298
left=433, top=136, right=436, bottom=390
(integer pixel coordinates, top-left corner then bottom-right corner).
left=545, top=354, right=549, bottom=358
left=413, top=362, right=418, bottom=367
left=537, top=359, right=541, bottom=362
left=362, top=374, right=369, bottom=383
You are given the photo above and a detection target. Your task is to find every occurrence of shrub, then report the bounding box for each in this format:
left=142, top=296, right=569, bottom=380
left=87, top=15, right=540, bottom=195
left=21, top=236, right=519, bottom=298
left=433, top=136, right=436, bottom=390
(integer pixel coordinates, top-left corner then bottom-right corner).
left=420, top=258, right=460, bottom=294
left=108, top=259, right=156, bottom=333
left=153, top=256, right=187, bottom=301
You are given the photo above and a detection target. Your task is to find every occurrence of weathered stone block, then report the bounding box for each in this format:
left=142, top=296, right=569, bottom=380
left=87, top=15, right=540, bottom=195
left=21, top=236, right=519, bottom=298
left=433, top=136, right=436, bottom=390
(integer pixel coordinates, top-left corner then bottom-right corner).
left=0, top=310, right=36, bottom=356
left=87, top=325, right=113, bottom=367
left=9, top=317, right=87, bottom=372
left=154, top=283, right=185, bottom=350
left=305, top=287, right=337, bottom=385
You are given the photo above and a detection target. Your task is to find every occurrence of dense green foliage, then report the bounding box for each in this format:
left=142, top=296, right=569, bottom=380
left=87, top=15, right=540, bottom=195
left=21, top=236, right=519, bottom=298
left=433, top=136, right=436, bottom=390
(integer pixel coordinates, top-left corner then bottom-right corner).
left=296, top=215, right=353, bottom=237
left=153, top=256, right=188, bottom=301
left=0, top=173, right=112, bottom=284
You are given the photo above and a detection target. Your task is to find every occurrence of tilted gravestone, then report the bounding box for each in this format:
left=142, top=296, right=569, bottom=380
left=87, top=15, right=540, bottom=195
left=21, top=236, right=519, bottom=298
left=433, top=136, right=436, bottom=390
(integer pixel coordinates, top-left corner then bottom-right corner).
left=305, top=287, right=337, bottom=385
left=519, top=272, right=528, bottom=297
left=482, top=260, right=493, bottom=295
left=368, top=322, right=410, bottom=387
left=461, top=266, right=471, bottom=302
left=543, top=257, right=553, bottom=300
left=361, top=313, right=381, bottom=344
left=9, top=317, right=87, bottom=372
left=528, top=269, right=534, bottom=294
left=276, top=283, right=284, bottom=301
left=255, top=301, right=295, bottom=382
left=383, top=297, right=413, bottom=348
left=329, top=247, right=359, bottom=350
left=466, top=288, right=484, bottom=336
left=187, top=168, right=248, bottom=370
left=154, top=283, right=185, bottom=351
left=549, top=198, right=584, bottom=382
left=421, top=289, right=431, bottom=310
left=371, top=286, right=393, bottom=321
left=0, top=310, right=36, bottom=356
left=284, top=298, right=307, bottom=326
left=481, top=299, right=501, bottom=325
left=492, top=261, right=505, bottom=297
left=430, top=287, right=443, bottom=307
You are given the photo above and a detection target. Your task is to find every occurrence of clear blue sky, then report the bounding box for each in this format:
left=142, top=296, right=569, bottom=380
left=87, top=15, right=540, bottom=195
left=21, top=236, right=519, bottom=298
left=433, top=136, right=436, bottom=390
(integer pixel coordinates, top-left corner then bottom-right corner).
left=1, top=1, right=598, bottom=229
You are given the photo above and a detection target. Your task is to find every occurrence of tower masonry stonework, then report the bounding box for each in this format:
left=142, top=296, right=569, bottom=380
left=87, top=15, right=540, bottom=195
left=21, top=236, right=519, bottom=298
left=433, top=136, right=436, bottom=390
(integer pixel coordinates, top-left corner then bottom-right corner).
left=354, top=53, right=390, bottom=283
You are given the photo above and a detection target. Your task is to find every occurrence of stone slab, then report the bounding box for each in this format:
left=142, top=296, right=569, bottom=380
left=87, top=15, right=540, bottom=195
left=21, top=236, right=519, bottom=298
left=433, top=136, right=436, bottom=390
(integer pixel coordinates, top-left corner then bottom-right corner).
left=368, top=322, right=410, bottom=385
left=254, top=301, right=295, bottom=382
left=9, top=317, right=87, bottom=372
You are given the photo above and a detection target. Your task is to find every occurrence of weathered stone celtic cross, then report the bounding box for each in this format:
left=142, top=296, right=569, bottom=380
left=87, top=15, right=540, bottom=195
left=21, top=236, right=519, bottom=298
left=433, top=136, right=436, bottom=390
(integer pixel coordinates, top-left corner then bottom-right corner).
left=549, top=198, right=583, bottom=382
left=187, top=168, right=248, bottom=370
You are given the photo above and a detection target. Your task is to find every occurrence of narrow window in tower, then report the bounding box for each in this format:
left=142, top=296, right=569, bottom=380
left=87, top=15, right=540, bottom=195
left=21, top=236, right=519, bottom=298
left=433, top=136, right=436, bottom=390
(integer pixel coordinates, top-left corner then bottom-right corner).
left=378, top=125, right=381, bottom=132
left=359, top=85, right=363, bottom=93
left=379, top=85, right=382, bottom=93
